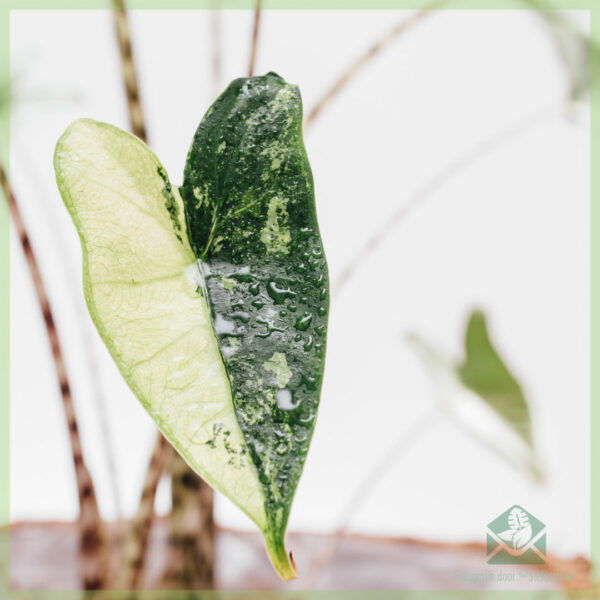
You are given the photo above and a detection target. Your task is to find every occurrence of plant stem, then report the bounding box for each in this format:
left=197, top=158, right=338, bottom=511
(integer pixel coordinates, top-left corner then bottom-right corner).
left=0, top=161, right=108, bottom=590
left=210, top=3, right=223, bottom=100
left=118, top=432, right=168, bottom=589
left=248, top=0, right=262, bottom=77
left=305, top=410, right=440, bottom=587
left=264, top=530, right=297, bottom=582
left=160, top=445, right=216, bottom=589
left=112, top=0, right=148, bottom=143
left=15, top=141, right=123, bottom=523
left=303, top=1, right=443, bottom=129
left=446, top=411, right=544, bottom=483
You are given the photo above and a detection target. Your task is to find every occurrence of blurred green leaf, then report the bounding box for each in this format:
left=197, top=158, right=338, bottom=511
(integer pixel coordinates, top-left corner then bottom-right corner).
left=457, top=310, right=533, bottom=450
left=409, top=309, right=540, bottom=481
left=536, top=11, right=592, bottom=101
left=524, top=2, right=597, bottom=101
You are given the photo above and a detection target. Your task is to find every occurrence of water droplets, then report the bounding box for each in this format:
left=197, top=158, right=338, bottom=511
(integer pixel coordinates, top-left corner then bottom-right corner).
left=276, top=389, right=300, bottom=410
left=230, top=311, right=250, bottom=323
left=256, top=315, right=286, bottom=338
left=302, top=373, right=318, bottom=390
left=295, top=313, right=312, bottom=331
left=267, top=281, right=296, bottom=304
left=221, top=345, right=236, bottom=359
left=214, top=313, right=236, bottom=335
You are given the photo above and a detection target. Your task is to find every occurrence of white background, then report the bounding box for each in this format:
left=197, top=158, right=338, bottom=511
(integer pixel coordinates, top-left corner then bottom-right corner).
left=9, top=9, right=590, bottom=558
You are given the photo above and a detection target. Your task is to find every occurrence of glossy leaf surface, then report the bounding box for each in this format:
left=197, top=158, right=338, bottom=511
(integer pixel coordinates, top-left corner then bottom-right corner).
left=181, top=73, right=328, bottom=575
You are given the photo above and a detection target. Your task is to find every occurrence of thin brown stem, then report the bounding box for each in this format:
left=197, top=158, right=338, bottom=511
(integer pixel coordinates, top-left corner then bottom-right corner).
left=14, top=142, right=123, bottom=523
left=118, top=432, right=168, bottom=589
left=160, top=446, right=215, bottom=589
left=248, top=0, right=262, bottom=77
left=332, top=105, right=558, bottom=296
left=210, top=2, right=223, bottom=100
left=112, top=0, right=148, bottom=143
left=1, top=162, right=108, bottom=590
left=303, top=1, right=443, bottom=129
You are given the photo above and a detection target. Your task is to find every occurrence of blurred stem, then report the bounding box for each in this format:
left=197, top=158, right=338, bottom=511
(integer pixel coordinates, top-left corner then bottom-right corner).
left=248, top=0, right=262, bottom=77
left=0, top=162, right=108, bottom=590
left=306, top=410, right=440, bottom=587
left=112, top=0, right=148, bottom=142
left=332, top=104, right=559, bottom=295
left=210, top=2, right=223, bottom=100
left=110, top=2, right=216, bottom=590
left=161, top=445, right=215, bottom=589
left=446, top=411, right=543, bottom=483
left=303, top=1, right=443, bottom=129
left=14, top=142, right=123, bottom=524
left=118, top=432, right=168, bottom=589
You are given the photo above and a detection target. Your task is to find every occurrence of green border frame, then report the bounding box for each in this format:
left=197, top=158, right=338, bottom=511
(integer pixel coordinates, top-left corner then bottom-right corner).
left=0, top=0, right=597, bottom=597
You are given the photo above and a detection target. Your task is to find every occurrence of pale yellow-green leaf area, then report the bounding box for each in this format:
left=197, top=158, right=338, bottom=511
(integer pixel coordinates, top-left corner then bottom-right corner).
left=54, top=119, right=266, bottom=529
left=260, top=195, right=291, bottom=254
left=263, top=352, right=292, bottom=388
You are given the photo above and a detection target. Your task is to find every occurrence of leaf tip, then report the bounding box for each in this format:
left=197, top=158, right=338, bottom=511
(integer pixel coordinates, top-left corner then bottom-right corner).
left=265, top=534, right=298, bottom=581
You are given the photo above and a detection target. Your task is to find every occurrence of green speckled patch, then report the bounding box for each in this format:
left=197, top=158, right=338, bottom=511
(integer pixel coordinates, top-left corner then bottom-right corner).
left=220, top=275, right=237, bottom=290
left=181, top=72, right=329, bottom=569
left=158, top=165, right=183, bottom=243
left=264, top=352, right=293, bottom=388
left=260, top=195, right=291, bottom=254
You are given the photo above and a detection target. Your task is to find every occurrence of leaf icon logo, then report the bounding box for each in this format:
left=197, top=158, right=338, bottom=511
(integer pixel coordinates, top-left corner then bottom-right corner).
left=487, top=505, right=546, bottom=564
left=497, top=507, right=533, bottom=550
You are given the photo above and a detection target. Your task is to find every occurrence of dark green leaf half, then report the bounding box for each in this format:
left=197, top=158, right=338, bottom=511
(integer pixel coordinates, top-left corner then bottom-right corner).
left=180, top=72, right=329, bottom=577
